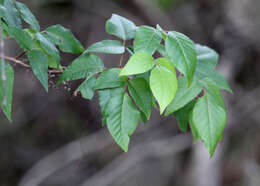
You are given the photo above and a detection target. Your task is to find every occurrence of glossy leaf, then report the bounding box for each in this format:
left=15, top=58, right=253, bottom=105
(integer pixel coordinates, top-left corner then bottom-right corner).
left=98, top=86, right=125, bottom=126
left=156, top=24, right=167, bottom=40
left=135, top=71, right=150, bottom=82
left=106, top=92, right=140, bottom=152
left=23, top=28, right=37, bottom=39
left=46, top=25, right=84, bottom=53
left=128, top=78, right=152, bottom=120
left=195, top=62, right=232, bottom=93
left=121, top=94, right=140, bottom=136
left=165, top=77, right=203, bottom=115
left=155, top=57, right=176, bottom=74
left=15, top=2, right=40, bottom=31
left=0, top=5, right=6, bottom=17
left=173, top=101, right=195, bottom=132
left=140, top=112, right=148, bottom=124
left=0, top=62, right=14, bottom=122
left=126, top=45, right=134, bottom=56
left=7, top=26, right=32, bottom=50
left=194, top=44, right=232, bottom=93
left=57, top=54, right=104, bottom=84
left=86, top=40, right=125, bottom=54
left=134, top=26, right=162, bottom=55
left=27, top=50, right=49, bottom=92
left=150, top=65, right=178, bottom=114
left=192, top=81, right=226, bottom=156
left=0, top=0, right=21, bottom=28
left=166, top=31, right=196, bottom=86
left=157, top=44, right=166, bottom=57
left=36, top=33, right=60, bottom=68
left=77, top=76, right=96, bottom=100
left=95, top=68, right=127, bottom=89
left=119, top=51, right=154, bottom=76
left=106, top=14, right=137, bottom=40
left=189, top=115, right=199, bottom=143
left=195, top=44, right=218, bottom=69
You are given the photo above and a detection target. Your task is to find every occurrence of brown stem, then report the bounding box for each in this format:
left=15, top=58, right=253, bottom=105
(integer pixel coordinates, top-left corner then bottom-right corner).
left=15, top=50, right=26, bottom=59
left=4, top=56, right=30, bottom=67
left=4, top=56, right=64, bottom=74
left=48, top=69, right=63, bottom=74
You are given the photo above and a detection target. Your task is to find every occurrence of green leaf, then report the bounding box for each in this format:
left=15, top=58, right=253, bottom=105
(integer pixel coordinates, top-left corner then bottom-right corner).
left=173, top=101, right=195, bottom=132
left=106, top=14, right=137, bottom=40
left=46, top=25, right=84, bottom=53
left=126, top=45, right=134, bottom=56
left=165, top=77, right=203, bottom=115
left=135, top=71, right=150, bottom=82
left=155, top=57, right=176, bottom=74
left=128, top=78, right=152, bottom=120
left=157, top=44, right=166, bottom=57
left=120, top=94, right=140, bottom=136
left=189, top=115, right=199, bottom=143
left=195, top=44, right=218, bottom=69
left=27, top=50, right=49, bottom=92
left=192, top=81, right=226, bottom=156
left=0, top=0, right=21, bottom=28
left=119, top=51, right=154, bottom=76
left=57, top=54, right=104, bottom=84
left=150, top=64, right=178, bottom=114
left=165, top=31, right=196, bottom=86
left=134, top=26, right=162, bottom=55
left=15, top=2, right=40, bottom=31
left=1, top=21, right=9, bottom=39
left=195, top=62, right=232, bottom=93
left=98, top=86, right=125, bottom=126
left=140, top=112, right=148, bottom=124
left=195, top=44, right=232, bottom=93
left=36, top=33, right=60, bottom=68
left=0, top=62, right=14, bottom=122
left=24, top=28, right=37, bottom=38
left=95, top=68, right=127, bottom=90
left=156, top=24, right=167, bottom=40
left=86, top=40, right=125, bottom=54
left=7, top=26, right=32, bottom=50
left=77, top=76, right=96, bottom=100
left=106, top=92, right=140, bottom=152
left=0, top=5, right=6, bottom=18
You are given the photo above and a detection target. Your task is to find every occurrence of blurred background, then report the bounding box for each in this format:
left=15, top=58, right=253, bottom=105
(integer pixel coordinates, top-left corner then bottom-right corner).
left=1, top=0, right=260, bottom=185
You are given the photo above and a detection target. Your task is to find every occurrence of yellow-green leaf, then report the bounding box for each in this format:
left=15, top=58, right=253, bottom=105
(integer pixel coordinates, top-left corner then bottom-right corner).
left=119, top=51, right=154, bottom=76
left=150, top=64, right=178, bottom=114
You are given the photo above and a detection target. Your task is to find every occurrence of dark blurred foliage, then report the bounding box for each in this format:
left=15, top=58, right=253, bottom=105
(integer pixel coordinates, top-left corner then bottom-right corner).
left=1, top=0, right=260, bottom=186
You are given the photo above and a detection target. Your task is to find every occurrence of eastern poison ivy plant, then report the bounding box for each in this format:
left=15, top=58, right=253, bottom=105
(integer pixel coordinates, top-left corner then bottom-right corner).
left=0, top=0, right=232, bottom=157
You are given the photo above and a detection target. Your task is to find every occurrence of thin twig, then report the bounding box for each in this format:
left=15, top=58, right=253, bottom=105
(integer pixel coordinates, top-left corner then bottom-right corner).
left=4, top=56, right=64, bottom=74
left=48, top=69, right=63, bottom=74
left=4, top=56, right=30, bottom=68
left=15, top=50, right=26, bottom=59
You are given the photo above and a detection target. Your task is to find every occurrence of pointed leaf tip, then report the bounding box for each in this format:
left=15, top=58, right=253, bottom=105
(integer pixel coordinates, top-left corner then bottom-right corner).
left=150, top=63, right=178, bottom=114
left=106, top=14, right=137, bottom=40
left=192, top=82, right=226, bottom=156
